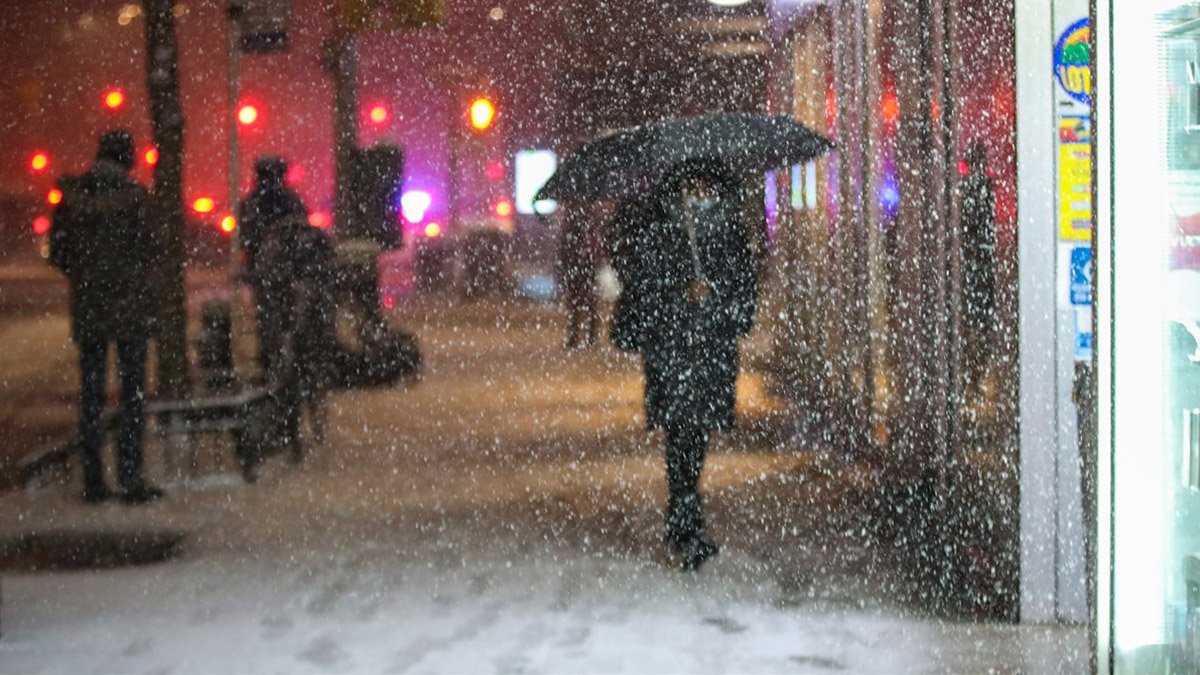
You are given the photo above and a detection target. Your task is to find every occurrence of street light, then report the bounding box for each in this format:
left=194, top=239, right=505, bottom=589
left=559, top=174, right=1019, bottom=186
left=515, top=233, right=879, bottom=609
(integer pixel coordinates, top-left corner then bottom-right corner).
left=469, top=97, right=495, bottom=131
left=29, top=151, right=49, bottom=173
left=237, top=103, right=259, bottom=126
left=104, top=88, right=126, bottom=110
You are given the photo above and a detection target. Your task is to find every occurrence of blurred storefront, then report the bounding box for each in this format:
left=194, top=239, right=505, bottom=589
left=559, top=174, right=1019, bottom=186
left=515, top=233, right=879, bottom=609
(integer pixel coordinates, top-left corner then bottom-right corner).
left=1097, top=1, right=1200, bottom=672
left=765, top=0, right=1028, bottom=621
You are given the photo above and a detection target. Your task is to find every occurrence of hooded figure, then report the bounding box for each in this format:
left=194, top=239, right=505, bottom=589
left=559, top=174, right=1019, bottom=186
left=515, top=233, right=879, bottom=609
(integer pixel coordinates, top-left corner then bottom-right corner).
left=960, top=142, right=996, bottom=393
left=609, top=160, right=759, bottom=570
left=239, top=156, right=309, bottom=373
left=49, top=129, right=163, bottom=504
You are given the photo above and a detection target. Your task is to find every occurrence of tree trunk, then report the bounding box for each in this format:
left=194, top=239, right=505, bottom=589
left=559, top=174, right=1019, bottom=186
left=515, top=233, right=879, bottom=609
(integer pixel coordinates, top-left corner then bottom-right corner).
left=144, top=0, right=190, bottom=400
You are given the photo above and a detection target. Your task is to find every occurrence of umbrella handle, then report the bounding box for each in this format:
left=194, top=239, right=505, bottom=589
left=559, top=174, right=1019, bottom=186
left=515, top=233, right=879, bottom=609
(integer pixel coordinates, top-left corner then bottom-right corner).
left=683, top=202, right=704, bottom=282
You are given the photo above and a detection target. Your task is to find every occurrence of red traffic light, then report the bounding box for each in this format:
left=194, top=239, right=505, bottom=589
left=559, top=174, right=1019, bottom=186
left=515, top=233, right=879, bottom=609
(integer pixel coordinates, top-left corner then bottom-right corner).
left=237, top=104, right=259, bottom=126
left=469, top=97, right=495, bottom=131
left=30, top=151, right=49, bottom=173
left=104, top=88, right=126, bottom=111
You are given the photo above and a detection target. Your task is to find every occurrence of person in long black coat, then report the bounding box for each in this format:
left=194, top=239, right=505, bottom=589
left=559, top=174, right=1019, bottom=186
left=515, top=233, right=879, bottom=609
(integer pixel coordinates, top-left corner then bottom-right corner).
left=610, top=160, right=759, bottom=570
left=960, top=143, right=996, bottom=395
left=49, top=130, right=163, bottom=504
left=239, top=156, right=309, bottom=373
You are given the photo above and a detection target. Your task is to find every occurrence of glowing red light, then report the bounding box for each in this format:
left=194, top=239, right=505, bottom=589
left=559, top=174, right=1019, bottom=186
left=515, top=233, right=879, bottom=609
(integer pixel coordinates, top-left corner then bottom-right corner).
left=47, top=188, right=62, bottom=205
left=469, top=97, right=495, bottom=131
left=30, top=152, right=49, bottom=173
left=220, top=215, right=236, bottom=233
left=382, top=295, right=397, bottom=309
left=494, top=200, right=513, bottom=218
left=308, top=211, right=332, bottom=229
left=286, top=164, right=304, bottom=186
left=424, top=222, right=442, bottom=238
left=192, top=197, right=215, bottom=214
left=144, top=148, right=159, bottom=166
left=32, top=215, right=51, bottom=235
left=237, top=104, right=258, bottom=126
left=485, top=160, right=505, bottom=181
left=958, top=160, right=969, bottom=176
left=369, top=104, right=389, bottom=125
left=881, top=91, right=899, bottom=126
left=104, top=88, right=125, bottom=110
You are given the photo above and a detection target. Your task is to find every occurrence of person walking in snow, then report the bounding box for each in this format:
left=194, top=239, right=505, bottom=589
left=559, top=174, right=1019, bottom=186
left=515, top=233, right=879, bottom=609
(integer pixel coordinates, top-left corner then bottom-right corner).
left=239, top=156, right=309, bottom=375
left=609, top=160, right=759, bottom=570
left=49, top=130, right=164, bottom=505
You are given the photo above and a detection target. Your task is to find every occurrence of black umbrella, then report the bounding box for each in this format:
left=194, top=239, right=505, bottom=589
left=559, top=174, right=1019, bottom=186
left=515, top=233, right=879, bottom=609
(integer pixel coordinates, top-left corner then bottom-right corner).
left=535, top=113, right=833, bottom=202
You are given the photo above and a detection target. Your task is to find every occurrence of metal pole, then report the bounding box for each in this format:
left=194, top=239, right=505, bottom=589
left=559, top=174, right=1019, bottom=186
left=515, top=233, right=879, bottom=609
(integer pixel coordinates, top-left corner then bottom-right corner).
left=447, top=86, right=460, bottom=234
left=228, top=4, right=243, bottom=283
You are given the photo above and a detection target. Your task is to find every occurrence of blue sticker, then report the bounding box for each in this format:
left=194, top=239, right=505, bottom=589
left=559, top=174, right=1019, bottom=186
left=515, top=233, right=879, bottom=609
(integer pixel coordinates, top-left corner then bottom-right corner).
left=1070, top=245, right=1092, bottom=306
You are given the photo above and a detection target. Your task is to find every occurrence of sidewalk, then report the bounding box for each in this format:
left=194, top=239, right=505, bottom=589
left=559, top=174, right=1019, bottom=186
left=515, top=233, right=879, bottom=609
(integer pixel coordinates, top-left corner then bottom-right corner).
left=0, top=297, right=1086, bottom=674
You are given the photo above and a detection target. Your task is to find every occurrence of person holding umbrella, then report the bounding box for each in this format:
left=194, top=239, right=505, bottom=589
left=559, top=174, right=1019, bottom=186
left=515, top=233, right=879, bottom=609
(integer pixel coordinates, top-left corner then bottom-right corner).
left=610, top=159, right=759, bottom=570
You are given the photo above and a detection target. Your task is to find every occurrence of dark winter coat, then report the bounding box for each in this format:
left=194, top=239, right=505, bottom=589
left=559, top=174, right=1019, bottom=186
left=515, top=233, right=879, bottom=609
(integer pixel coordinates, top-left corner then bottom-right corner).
left=238, top=180, right=308, bottom=285
left=961, top=169, right=996, bottom=328
left=610, top=184, right=758, bottom=432
left=49, top=159, right=156, bottom=343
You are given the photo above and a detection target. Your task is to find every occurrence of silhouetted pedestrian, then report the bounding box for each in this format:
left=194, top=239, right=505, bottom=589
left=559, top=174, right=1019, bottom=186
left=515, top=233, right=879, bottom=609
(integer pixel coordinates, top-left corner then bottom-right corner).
left=239, top=156, right=309, bottom=374
left=609, top=160, right=759, bottom=570
left=960, top=142, right=996, bottom=395
left=49, top=130, right=164, bottom=505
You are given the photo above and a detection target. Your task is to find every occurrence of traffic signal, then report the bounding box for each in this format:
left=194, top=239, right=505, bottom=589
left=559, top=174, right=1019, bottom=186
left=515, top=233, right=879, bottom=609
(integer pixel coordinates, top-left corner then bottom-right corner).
left=369, top=104, right=390, bottom=125
left=29, top=151, right=49, bottom=173
left=104, top=88, right=126, bottom=111
left=469, top=97, right=495, bottom=131
left=238, top=103, right=259, bottom=126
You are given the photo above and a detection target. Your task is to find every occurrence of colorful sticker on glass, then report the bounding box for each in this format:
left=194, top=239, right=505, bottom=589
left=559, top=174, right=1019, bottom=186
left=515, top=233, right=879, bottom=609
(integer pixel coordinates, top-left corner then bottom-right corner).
left=1058, top=115, right=1092, bottom=241
left=1054, top=18, right=1091, bottom=107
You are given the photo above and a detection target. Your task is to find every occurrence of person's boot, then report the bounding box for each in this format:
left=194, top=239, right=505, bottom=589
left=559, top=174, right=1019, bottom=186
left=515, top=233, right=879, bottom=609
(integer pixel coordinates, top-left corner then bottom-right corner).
left=682, top=535, right=719, bottom=571
left=83, top=482, right=113, bottom=504
left=120, top=479, right=165, bottom=505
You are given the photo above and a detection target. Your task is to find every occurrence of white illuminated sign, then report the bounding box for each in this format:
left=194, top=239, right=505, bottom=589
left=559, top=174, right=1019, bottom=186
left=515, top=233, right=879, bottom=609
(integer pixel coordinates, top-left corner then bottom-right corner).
left=706, top=0, right=751, bottom=6
left=515, top=149, right=558, bottom=215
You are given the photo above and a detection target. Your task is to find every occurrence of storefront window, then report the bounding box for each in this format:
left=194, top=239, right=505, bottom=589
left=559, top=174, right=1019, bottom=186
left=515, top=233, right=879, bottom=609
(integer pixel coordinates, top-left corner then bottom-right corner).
left=1106, top=1, right=1200, bottom=671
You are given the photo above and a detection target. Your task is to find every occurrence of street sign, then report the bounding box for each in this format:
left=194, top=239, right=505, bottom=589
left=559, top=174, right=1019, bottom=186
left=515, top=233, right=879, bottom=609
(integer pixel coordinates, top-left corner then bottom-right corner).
left=1070, top=244, right=1092, bottom=306
left=233, top=0, right=290, bottom=53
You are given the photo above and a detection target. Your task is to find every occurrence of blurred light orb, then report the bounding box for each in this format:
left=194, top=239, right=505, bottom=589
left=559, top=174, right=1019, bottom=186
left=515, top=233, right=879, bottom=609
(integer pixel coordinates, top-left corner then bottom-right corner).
left=32, top=215, right=51, bottom=235
left=104, top=88, right=125, bottom=110
left=192, top=197, right=215, bottom=214
left=369, top=104, right=389, bottom=125
left=706, top=0, right=751, bottom=5
left=237, top=104, right=258, bottom=126
left=469, top=98, right=495, bottom=131
left=424, top=222, right=442, bottom=239
left=494, top=200, right=513, bottom=218
left=145, top=147, right=159, bottom=166
left=485, top=160, right=505, bottom=181
left=30, top=152, right=49, bottom=172
left=47, top=188, right=62, bottom=205
left=401, top=190, right=433, bottom=223
left=489, top=7, right=504, bottom=20
left=308, top=211, right=332, bottom=229
left=219, top=215, right=236, bottom=233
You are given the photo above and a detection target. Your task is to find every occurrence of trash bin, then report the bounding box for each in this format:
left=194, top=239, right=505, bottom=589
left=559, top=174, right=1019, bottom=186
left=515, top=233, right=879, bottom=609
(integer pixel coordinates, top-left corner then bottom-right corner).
left=460, top=228, right=511, bottom=298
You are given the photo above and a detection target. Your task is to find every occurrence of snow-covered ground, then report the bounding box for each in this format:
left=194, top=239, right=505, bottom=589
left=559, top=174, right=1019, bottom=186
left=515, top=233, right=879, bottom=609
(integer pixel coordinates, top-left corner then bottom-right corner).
left=0, top=298, right=1087, bottom=674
